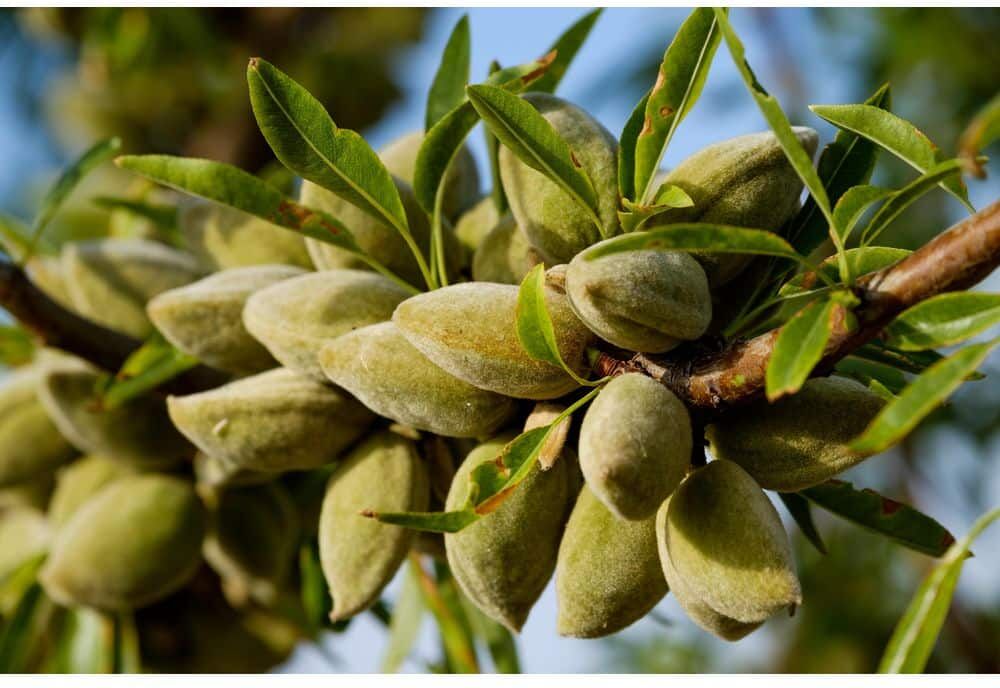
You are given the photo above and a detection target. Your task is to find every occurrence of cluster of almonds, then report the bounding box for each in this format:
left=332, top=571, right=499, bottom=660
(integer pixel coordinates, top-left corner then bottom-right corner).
left=1, top=93, right=889, bottom=647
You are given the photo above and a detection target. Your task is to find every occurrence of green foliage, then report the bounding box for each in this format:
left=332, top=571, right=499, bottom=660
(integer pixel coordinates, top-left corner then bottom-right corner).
left=97, top=332, right=199, bottom=410
left=802, top=480, right=956, bottom=558
left=879, top=507, right=1000, bottom=673
left=425, top=15, right=471, bottom=132
left=528, top=9, right=602, bottom=95
left=766, top=296, right=841, bottom=401
left=885, top=292, right=1000, bottom=351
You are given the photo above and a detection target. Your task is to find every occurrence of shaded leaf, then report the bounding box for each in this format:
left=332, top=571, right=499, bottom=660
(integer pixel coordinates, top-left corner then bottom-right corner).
left=634, top=8, right=723, bottom=202
left=99, top=332, right=199, bottom=410
left=835, top=356, right=908, bottom=396
left=460, top=595, right=519, bottom=673
left=860, top=159, right=966, bottom=245
left=0, top=580, right=45, bottom=672
left=810, top=103, right=972, bottom=209
left=116, top=155, right=418, bottom=294
left=530, top=8, right=602, bottom=94
left=618, top=89, right=651, bottom=202
left=112, top=612, right=141, bottom=674
left=485, top=60, right=508, bottom=214
left=788, top=83, right=890, bottom=255
left=778, top=492, right=827, bottom=555
left=0, top=213, right=43, bottom=259
left=411, top=556, right=479, bottom=674
left=380, top=564, right=425, bottom=673
left=851, top=339, right=1000, bottom=455
left=28, top=137, right=122, bottom=259
left=0, top=325, right=36, bottom=367
left=885, top=292, right=1000, bottom=352
left=467, top=84, right=600, bottom=224
left=299, top=540, right=331, bottom=635
left=766, top=296, right=840, bottom=401
left=426, top=15, right=471, bottom=131
left=803, top=480, right=956, bottom=558
left=878, top=507, right=1000, bottom=673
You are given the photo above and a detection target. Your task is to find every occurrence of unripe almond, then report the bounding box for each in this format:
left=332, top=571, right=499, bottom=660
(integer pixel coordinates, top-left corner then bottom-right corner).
left=48, top=455, right=136, bottom=528
left=454, top=196, right=502, bottom=255
left=319, top=431, right=429, bottom=621
left=471, top=216, right=539, bottom=285
left=379, top=131, right=481, bottom=221
left=579, top=373, right=691, bottom=520
left=556, top=487, right=667, bottom=638
left=706, top=376, right=886, bottom=491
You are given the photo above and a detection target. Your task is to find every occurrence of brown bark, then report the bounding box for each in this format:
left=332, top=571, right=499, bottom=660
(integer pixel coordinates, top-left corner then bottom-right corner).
left=595, top=199, right=1000, bottom=412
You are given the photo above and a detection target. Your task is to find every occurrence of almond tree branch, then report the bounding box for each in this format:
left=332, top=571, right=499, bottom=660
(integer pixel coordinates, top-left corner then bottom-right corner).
left=0, top=260, right=227, bottom=392
left=595, top=199, right=1000, bottom=412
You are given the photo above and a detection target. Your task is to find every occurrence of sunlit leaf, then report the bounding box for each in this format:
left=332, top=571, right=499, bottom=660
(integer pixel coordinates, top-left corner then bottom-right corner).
left=860, top=159, right=966, bottom=245
left=803, top=480, right=956, bottom=558
left=835, top=356, right=908, bottom=395
left=831, top=184, right=893, bottom=245
left=879, top=507, right=1000, bottom=673
left=116, top=155, right=418, bottom=294
left=529, top=8, right=602, bottom=94
left=810, top=103, right=972, bottom=210
left=851, top=338, right=1000, bottom=454
left=485, top=61, right=508, bottom=214
left=28, top=137, right=122, bottom=260
left=99, top=332, right=199, bottom=410
left=618, top=89, right=651, bottom=202
left=467, top=84, right=600, bottom=227
left=633, top=8, right=723, bottom=202
left=618, top=185, right=694, bottom=233
left=766, top=296, right=841, bottom=401
left=781, top=246, right=910, bottom=295
left=426, top=15, right=471, bottom=131
left=884, top=292, right=1000, bottom=351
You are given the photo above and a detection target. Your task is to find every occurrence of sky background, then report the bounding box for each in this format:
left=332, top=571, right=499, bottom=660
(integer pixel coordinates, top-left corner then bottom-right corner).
left=1, top=7, right=998, bottom=674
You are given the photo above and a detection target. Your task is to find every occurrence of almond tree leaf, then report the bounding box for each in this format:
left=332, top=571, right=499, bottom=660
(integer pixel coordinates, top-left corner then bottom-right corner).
left=803, top=480, right=957, bottom=558
left=778, top=492, right=827, bottom=555
left=0, top=213, right=47, bottom=259
left=851, top=338, right=1000, bottom=455
left=788, top=83, right=891, bottom=255
left=835, top=356, right=908, bottom=396
left=380, top=564, right=425, bottom=673
left=618, top=184, right=694, bottom=233
left=459, top=594, right=520, bottom=673
left=29, top=137, right=122, bottom=258
left=618, top=89, right=651, bottom=202
left=781, top=246, right=910, bottom=295
left=958, top=92, right=1000, bottom=178
left=367, top=508, right=479, bottom=534
left=92, top=196, right=179, bottom=233
left=116, top=155, right=419, bottom=295
left=57, top=607, right=113, bottom=673
left=426, top=15, right=471, bottom=131
left=634, top=7, right=723, bottom=203
left=246, top=58, right=431, bottom=286
left=584, top=223, right=806, bottom=264
left=100, top=332, right=199, bottom=410
left=766, top=297, right=839, bottom=401
left=515, top=263, right=595, bottom=385
left=414, top=54, right=555, bottom=215
left=714, top=9, right=836, bottom=237
left=831, top=185, right=893, bottom=245
left=878, top=506, right=1000, bottom=674
left=412, top=559, right=479, bottom=674
left=112, top=612, right=141, bottom=674
left=861, top=159, right=966, bottom=245
left=467, top=84, right=599, bottom=221
left=529, top=8, right=602, bottom=94
left=810, top=103, right=973, bottom=210
left=485, top=60, right=508, bottom=214
left=0, top=580, right=45, bottom=672
left=884, top=292, right=1000, bottom=352
left=853, top=343, right=973, bottom=379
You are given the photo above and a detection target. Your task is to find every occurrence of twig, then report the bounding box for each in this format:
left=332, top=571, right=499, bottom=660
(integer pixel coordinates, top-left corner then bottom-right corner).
left=596, top=199, right=1000, bottom=412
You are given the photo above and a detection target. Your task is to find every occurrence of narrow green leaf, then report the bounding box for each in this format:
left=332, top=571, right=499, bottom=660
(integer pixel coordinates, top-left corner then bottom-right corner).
left=414, top=54, right=555, bottom=215
left=778, top=492, right=827, bottom=555
left=878, top=506, right=1000, bottom=673
left=959, top=92, right=1000, bottom=178
left=618, top=89, right=651, bottom=202
left=861, top=159, right=966, bottom=245
left=485, top=60, right=508, bottom=214
left=530, top=8, right=602, bottom=94
left=835, top=356, right=908, bottom=395
left=851, top=338, right=1000, bottom=455
left=515, top=263, right=596, bottom=385
left=116, top=155, right=419, bottom=294
left=367, top=508, right=479, bottom=534
left=634, top=8, right=723, bottom=203
left=0, top=213, right=43, bottom=259
left=467, top=84, right=600, bottom=225
left=831, top=184, right=893, bottom=245
left=810, top=103, right=972, bottom=210
left=584, top=223, right=811, bottom=269
left=54, top=607, right=112, bottom=673
left=99, top=332, right=199, bottom=410
left=27, top=137, right=122, bottom=260
left=460, top=595, right=520, bottom=673
left=380, top=564, right=425, bottom=673
left=788, top=83, right=890, bottom=255
left=714, top=9, right=837, bottom=247
left=112, top=612, right=141, bottom=673
left=766, top=297, right=840, bottom=401
left=781, top=246, right=910, bottom=295
left=299, top=540, right=331, bottom=635
left=426, top=15, right=471, bottom=131
left=854, top=343, right=967, bottom=378
left=803, top=480, right=957, bottom=558
left=618, top=185, right=694, bottom=233
left=885, top=292, right=1000, bottom=352
left=0, top=581, right=44, bottom=672
left=92, top=196, right=179, bottom=232
left=411, top=557, right=479, bottom=674
left=246, top=58, right=432, bottom=287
